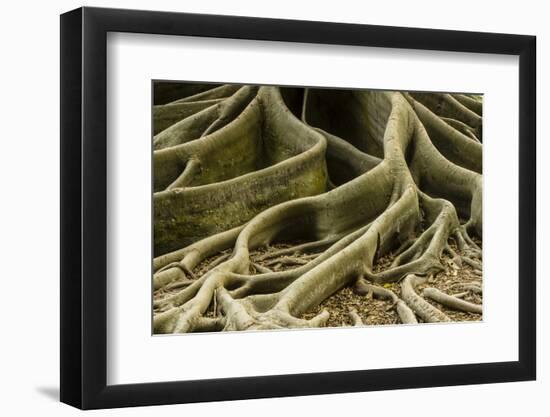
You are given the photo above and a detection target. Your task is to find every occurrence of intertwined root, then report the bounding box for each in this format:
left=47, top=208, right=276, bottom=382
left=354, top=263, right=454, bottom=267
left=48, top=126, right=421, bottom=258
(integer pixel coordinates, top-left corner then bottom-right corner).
left=217, top=288, right=330, bottom=331
left=152, top=84, right=483, bottom=333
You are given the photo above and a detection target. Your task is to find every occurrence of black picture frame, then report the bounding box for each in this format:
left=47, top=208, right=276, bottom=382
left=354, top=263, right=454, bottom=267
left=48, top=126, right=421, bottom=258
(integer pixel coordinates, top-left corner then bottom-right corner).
left=60, top=6, right=536, bottom=410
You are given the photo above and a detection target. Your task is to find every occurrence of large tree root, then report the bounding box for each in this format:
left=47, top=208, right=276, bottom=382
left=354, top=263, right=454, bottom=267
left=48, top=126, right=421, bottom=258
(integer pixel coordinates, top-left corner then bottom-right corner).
left=152, top=84, right=483, bottom=333
left=422, top=287, right=482, bottom=314
left=400, top=275, right=451, bottom=323
left=153, top=87, right=329, bottom=254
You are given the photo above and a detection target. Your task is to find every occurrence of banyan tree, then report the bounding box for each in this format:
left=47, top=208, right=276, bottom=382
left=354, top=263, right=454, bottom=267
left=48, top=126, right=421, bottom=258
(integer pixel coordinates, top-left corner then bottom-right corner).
left=152, top=83, right=483, bottom=333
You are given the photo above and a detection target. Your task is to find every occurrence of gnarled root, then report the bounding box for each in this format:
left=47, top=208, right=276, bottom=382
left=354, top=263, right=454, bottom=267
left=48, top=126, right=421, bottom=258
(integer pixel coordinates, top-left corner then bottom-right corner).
left=401, top=275, right=451, bottom=323
left=218, top=288, right=330, bottom=331
left=422, top=287, right=482, bottom=314
left=152, top=85, right=483, bottom=333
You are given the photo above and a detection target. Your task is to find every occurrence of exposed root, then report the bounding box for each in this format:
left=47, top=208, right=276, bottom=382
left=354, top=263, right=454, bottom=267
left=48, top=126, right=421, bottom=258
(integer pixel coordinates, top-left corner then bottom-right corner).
left=444, top=244, right=463, bottom=267
left=255, top=235, right=344, bottom=261
left=218, top=288, right=330, bottom=331
left=193, top=316, right=226, bottom=332
left=251, top=262, right=273, bottom=274
left=153, top=225, right=243, bottom=272
left=441, top=116, right=480, bottom=142
left=167, top=159, right=200, bottom=189
left=263, top=256, right=309, bottom=267
left=200, top=86, right=259, bottom=137
left=422, top=287, right=482, bottom=314
left=348, top=308, right=364, bottom=326
left=164, top=279, right=195, bottom=291
left=207, top=253, right=232, bottom=270
left=449, top=282, right=482, bottom=294
left=152, top=85, right=483, bottom=333
left=401, top=275, right=451, bottom=323
left=354, top=278, right=417, bottom=324
left=461, top=256, right=482, bottom=271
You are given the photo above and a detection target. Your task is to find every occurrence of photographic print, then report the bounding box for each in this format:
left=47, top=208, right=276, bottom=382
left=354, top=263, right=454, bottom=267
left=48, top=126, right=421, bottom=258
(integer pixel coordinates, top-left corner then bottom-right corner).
left=152, top=82, right=483, bottom=334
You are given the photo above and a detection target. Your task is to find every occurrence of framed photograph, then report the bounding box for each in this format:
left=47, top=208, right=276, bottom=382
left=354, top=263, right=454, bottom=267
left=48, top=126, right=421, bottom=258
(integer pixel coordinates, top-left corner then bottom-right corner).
left=60, top=6, right=536, bottom=409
